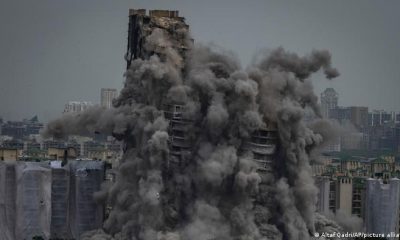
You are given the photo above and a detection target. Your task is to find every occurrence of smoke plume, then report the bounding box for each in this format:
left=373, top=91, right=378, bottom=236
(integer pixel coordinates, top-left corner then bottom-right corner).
left=44, top=23, right=345, bottom=240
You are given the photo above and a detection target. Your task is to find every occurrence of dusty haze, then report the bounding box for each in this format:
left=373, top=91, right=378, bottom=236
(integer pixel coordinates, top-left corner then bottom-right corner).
left=1, top=0, right=400, bottom=121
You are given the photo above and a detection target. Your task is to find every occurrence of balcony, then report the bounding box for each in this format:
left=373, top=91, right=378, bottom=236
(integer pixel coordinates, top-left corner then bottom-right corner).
left=243, top=142, right=276, bottom=155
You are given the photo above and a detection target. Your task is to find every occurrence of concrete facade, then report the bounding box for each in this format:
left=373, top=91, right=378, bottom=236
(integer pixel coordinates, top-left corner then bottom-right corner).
left=315, top=176, right=330, bottom=214
left=365, top=178, right=400, bottom=234
left=335, top=176, right=353, bottom=215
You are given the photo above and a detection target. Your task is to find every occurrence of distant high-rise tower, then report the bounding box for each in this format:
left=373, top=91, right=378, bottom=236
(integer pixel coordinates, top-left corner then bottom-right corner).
left=101, top=88, right=117, bottom=108
left=124, top=9, right=279, bottom=234
left=320, top=88, right=338, bottom=118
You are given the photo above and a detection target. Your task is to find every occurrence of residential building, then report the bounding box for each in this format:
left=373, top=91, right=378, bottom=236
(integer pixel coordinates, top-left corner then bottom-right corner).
left=329, top=180, right=336, bottom=213
left=329, top=106, right=368, bottom=131
left=351, top=177, right=366, bottom=218
left=0, top=148, right=18, bottom=161
left=340, top=159, right=361, bottom=173
left=82, top=141, right=105, bottom=158
left=320, top=88, right=338, bottom=119
left=335, top=176, right=353, bottom=216
left=0, top=116, right=43, bottom=139
left=323, top=137, right=341, bottom=153
left=47, top=147, right=78, bottom=160
left=349, top=106, right=368, bottom=130
left=1, top=139, right=24, bottom=150
left=0, top=161, right=16, bottom=239
left=315, top=176, right=330, bottom=214
left=370, top=158, right=391, bottom=178
left=100, top=88, right=117, bottom=108
left=341, top=132, right=366, bottom=150
left=1, top=121, right=26, bottom=139
left=63, top=101, right=93, bottom=114
left=329, top=106, right=351, bottom=124
left=368, top=110, right=395, bottom=127
left=312, top=163, right=326, bottom=176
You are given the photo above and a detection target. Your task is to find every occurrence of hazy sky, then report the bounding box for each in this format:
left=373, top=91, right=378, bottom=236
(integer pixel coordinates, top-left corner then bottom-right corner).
left=0, top=0, right=399, bottom=122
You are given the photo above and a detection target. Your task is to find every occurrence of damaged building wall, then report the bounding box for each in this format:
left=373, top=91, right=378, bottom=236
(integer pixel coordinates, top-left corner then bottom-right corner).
left=0, top=160, right=105, bottom=240
left=126, top=9, right=190, bottom=69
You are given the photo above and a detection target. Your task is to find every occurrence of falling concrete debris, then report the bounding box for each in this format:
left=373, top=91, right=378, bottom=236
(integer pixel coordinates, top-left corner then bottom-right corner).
left=43, top=9, right=346, bottom=240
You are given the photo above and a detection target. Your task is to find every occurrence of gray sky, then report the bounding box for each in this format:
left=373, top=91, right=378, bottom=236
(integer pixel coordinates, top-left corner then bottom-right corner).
left=0, top=0, right=399, bottom=122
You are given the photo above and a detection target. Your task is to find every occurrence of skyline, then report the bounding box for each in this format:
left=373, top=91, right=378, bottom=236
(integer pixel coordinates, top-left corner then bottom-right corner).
left=3, top=85, right=400, bottom=122
left=0, top=0, right=399, bottom=121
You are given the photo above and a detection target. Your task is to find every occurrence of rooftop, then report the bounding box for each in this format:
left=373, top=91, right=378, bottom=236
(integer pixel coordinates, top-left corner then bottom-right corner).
left=129, top=9, right=181, bottom=19
left=371, top=158, right=389, bottom=164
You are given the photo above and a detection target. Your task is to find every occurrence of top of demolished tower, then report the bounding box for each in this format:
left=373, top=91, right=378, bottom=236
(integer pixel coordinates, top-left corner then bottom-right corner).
left=129, top=9, right=180, bottom=18
left=128, top=8, right=189, bottom=30
left=126, top=8, right=191, bottom=69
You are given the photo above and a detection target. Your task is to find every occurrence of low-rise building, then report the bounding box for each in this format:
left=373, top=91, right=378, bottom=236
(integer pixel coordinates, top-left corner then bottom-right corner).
left=47, top=147, right=78, bottom=160
left=340, top=158, right=361, bottom=172
left=0, top=148, right=18, bottom=161
left=370, top=158, right=391, bottom=178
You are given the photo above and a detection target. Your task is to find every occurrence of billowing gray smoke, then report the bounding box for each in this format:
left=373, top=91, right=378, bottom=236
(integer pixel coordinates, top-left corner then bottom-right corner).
left=44, top=23, right=344, bottom=240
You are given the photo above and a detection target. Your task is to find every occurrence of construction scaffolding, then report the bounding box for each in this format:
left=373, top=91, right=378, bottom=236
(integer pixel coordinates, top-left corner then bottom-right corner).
left=0, top=160, right=105, bottom=240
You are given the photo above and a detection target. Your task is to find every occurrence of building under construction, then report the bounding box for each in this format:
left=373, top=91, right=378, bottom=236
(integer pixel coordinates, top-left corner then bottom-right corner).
left=0, top=160, right=105, bottom=240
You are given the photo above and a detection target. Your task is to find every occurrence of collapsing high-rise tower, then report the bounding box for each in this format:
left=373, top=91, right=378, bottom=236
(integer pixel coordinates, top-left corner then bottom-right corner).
left=126, top=8, right=279, bottom=174
left=126, top=9, right=279, bottom=177
left=44, top=8, right=341, bottom=239
left=125, top=8, right=195, bottom=175
left=125, top=8, right=280, bottom=234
